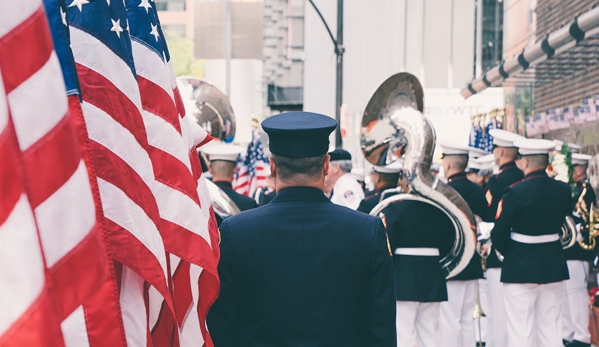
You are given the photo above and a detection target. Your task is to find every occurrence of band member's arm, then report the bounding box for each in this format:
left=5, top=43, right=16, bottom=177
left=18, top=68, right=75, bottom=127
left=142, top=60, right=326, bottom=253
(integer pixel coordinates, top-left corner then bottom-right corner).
left=491, top=191, right=516, bottom=255
left=364, top=219, right=397, bottom=346
left=483, top=179, right=498, bottom=222
left=206, top=221, right=240, bottom=345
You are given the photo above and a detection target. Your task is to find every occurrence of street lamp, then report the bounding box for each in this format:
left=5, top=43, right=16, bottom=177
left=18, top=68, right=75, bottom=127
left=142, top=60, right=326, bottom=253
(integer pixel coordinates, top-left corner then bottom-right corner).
left=307, top=0, right=344, bottom=148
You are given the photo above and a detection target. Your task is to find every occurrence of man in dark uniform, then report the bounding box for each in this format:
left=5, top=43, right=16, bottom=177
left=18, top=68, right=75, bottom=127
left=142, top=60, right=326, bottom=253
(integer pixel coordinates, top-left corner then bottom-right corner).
left=484, top=129, right=525, bottom=347
left=562, top=153, right=596, bottom=347
left=357, top=161, right=403, bottom=214
left=206, top=112, right=396, bottom=347
left=437, top=144, right=488, bottom=347
left=201, top=143, right=258, bottom=212
left=491, top=138, right=571, bottom=347
left=380, top=167, right=454, bottom=347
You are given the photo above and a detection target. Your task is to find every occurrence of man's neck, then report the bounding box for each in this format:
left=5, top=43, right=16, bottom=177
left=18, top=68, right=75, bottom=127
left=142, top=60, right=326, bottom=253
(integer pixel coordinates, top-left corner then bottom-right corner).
left=276, top=179, right=325, bottom=193
left=498, top=157, right=515, bottom=167
left=445, top=169, right=463, bottom=178
left=575, top=175, right=588, bottom=183
left=212, top=177, right=233, bottom=184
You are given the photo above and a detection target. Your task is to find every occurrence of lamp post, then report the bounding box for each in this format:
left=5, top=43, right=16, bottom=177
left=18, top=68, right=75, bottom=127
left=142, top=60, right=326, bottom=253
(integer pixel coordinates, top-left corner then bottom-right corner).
left=307, top=0, right=344, bottom=148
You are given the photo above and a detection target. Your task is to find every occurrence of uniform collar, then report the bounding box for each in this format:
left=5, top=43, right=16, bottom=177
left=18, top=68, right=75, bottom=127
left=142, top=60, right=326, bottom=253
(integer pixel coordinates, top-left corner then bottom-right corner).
left=447, top=172, right=468, bottom=182
left=499, top=161, right=517, bottom=173
left=214, top=181, right=233, bottom=189
left=271, top=186, right=331, bottom=203
left=524, top=170, right=548, bottom=180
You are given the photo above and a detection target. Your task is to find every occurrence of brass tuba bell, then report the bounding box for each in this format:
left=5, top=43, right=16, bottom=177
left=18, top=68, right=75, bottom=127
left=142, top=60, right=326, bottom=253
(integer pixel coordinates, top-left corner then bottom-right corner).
left=177, top=76, right=241, bottom=219
left=361, top=72, right=477, bottom=279
left=576, top=185, right=599, bottom=250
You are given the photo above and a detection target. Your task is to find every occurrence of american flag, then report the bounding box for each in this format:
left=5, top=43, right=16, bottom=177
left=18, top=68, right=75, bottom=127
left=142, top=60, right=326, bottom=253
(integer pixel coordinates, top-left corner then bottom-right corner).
left=0, top=0, right=220, bottom=345
left=0, top=0, right=105, bottom=345
left=234, top=129, right=269, bottom=197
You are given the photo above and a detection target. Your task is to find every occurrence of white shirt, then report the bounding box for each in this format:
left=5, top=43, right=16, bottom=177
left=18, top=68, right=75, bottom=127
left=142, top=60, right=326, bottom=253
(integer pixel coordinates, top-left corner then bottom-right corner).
left=330, top=173, right=365, bottom=210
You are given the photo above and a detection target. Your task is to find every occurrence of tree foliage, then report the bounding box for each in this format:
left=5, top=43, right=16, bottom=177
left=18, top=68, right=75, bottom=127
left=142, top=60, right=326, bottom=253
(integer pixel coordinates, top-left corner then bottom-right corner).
left=163, top=30, right=204, bottom=78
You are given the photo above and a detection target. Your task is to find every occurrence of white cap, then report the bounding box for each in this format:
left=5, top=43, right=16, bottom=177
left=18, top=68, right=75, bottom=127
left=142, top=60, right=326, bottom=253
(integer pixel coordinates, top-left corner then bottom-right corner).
left=513, top=138, right=556, bottom=156
left=200, top=143, right=244, bottom=162
left=466, top=158, right=482, bottom=171
left=373, top=160, right=404, bottom=174
left=489, top=129, right=525, bottom=148
left=572, top=153, right=592, bottom=166
left=476, top=154, right=495, bottom=171
left=439, top=142, right=470, bottom=156
left=468, top=147, right=488, bottom=159
left=554, top=140, right=582, bottom=153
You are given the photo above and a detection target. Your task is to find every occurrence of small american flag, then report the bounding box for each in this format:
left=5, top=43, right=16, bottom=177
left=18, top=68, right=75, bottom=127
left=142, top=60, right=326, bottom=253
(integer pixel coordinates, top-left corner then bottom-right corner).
left=234, top=130, right=269, bottom=197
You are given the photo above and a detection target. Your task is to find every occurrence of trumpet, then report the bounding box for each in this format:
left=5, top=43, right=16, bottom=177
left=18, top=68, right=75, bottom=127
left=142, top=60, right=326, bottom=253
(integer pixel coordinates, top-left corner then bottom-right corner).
left=576, top=185, right=599, bottom=251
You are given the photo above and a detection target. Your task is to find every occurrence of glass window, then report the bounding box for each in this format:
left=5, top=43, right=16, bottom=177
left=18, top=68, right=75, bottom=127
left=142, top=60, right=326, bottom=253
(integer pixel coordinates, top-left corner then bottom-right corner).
left=156, top=0, right=186, bottom=11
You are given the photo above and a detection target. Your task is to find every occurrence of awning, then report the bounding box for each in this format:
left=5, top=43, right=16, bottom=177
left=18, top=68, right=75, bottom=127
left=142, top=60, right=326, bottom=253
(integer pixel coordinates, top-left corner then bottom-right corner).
left=461, top=6, right=599, bottom=99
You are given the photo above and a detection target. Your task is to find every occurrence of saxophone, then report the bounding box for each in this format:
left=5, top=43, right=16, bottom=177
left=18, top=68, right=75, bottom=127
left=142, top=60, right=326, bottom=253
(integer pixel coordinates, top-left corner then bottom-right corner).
left=361, top=72, right=476, bottom=278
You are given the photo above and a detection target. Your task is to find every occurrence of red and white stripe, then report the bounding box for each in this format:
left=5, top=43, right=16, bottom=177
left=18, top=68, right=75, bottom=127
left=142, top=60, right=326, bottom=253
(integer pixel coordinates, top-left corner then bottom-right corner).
left=68, top=18, right=175, bottom=347
left=0, top=2, right=105, bottom=345
left=130, top=28, right=220, bottom=345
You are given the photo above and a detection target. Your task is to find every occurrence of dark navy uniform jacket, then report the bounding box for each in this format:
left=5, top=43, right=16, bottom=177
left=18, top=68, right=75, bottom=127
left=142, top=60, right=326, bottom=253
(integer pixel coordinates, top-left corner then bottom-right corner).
left=447, top=172, right=486, bottom=281
left=357, top=185, right=397, bottom=214
left=383, top=199, right=454, bottom=302
left=564, top=179, right=597, bottom=261
left=214, top=181, right=258, bottom=211
left=484, top=161, right=524, bottom=268
left=206, top=187, right=396, bottom=347
left=491, top=170, right=570, bottom=284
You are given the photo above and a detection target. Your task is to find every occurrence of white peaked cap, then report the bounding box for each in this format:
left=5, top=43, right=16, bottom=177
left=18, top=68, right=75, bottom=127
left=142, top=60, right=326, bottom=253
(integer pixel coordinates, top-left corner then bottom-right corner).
left=477, top=154, right=495, bottom=171
left=466, top=158, right=482, bottom=170
left=373, top=159, right=404, bottom=174
left=513, top=138, right=556, bottom=156
left=200, top=143, right=244, bottom=162
left=489, top=129, right=525, bottom=148
left=572, top=153, right=592, bottom=166
left=468, top=147, right=488, bottom=159
left=350, top=167, right=366, bottom=182
left=554, top=140, right=582, bottom=153
left=439, top=142, right=470, bottom=156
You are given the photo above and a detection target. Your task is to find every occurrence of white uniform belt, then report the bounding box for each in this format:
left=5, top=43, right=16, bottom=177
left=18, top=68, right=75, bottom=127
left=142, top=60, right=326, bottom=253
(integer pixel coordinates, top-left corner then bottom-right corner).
left=394, top=247, right=439, bottom=256
left=510, top=232, right=559, bottom=244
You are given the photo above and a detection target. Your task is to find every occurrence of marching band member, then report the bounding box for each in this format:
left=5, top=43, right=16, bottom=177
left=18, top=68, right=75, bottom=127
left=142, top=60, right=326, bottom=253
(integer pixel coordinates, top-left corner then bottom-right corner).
left=357, top=161, right=403, bottom=214
left=325, top=149, right=365, bottom=210
left=491, top=138, right=571, bottom=347
left=484, top=129, right=525, bottom=347
left=562, top=153, right=596, bottom=347
left=381, top=162, right=454, bottom=347
left=437, top=144, right=488, bottom=347
left=201, top=143, right=258, bottom=211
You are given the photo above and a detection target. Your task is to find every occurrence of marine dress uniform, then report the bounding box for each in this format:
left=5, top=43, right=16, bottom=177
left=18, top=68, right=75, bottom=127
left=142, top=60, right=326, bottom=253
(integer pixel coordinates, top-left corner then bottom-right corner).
left=382, top=192, right=454, bottom=347
left=491, top=138, right=571, bottom=347
left=562, top=153, right=596, bottom=347
left=437, top=144, right=488, bottom=347
left=206, top=112, right=396, bottom=347
left=484, top=129, right=525, bottom=347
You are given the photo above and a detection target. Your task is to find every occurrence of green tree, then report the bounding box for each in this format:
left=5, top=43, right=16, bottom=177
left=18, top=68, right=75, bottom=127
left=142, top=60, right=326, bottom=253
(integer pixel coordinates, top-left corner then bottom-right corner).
left=163, top=30, right=204, bottom=78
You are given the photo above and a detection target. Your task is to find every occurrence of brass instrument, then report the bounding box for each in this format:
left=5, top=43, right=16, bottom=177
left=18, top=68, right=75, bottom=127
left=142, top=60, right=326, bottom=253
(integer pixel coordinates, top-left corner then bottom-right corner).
left=362, top=72, right=476, bottom=279
left=576, top=185, right=599, bottom=250
left=177, top=76, right=241, bottom=219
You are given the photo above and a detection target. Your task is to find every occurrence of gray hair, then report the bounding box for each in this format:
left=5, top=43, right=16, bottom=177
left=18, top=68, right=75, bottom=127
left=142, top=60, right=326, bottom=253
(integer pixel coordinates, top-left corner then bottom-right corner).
left=332, top=160, right=352, bottom=173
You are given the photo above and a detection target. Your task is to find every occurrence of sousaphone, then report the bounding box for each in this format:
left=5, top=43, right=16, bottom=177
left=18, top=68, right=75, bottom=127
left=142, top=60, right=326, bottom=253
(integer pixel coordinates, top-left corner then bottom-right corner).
left=177, top=76, right=241, bottom=219
left=361, top=72, right=476, bottom=278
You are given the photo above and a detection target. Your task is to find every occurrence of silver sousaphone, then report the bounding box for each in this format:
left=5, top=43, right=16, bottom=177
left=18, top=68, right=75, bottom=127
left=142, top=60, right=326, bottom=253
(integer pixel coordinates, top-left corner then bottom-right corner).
left=361, top=72, right=476, bottom=279
left=177, top=76, right=241, bottom=219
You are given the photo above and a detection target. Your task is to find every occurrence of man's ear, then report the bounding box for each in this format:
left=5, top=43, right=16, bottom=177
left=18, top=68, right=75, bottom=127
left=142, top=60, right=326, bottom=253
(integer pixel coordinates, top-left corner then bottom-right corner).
left=323, top=155, right=330, bottom=176
left=270, top=157, right=276, bottom=178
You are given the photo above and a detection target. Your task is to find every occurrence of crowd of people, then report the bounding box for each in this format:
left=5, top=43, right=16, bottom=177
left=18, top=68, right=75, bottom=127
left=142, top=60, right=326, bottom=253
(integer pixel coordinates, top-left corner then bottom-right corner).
left=198, top=112, right=597, bottom=347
